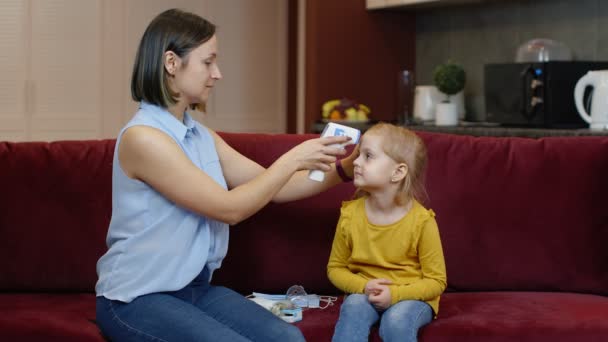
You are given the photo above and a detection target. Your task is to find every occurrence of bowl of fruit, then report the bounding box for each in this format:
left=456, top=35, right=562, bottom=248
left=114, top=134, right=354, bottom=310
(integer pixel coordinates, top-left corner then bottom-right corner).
left=321, top=98, right=371, bottom=122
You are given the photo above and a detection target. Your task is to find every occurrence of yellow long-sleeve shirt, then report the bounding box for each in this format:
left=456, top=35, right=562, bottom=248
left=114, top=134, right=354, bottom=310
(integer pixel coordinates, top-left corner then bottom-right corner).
left=327, top=197, right=447, bottom=315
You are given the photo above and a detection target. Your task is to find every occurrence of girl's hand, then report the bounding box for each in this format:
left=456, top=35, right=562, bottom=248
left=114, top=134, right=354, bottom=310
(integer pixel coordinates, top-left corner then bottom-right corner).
left=364, top=278, right=392, bottom=296
left=368, top=285, right=392, bottom=311
left=285, top=136, right=349, bottom=171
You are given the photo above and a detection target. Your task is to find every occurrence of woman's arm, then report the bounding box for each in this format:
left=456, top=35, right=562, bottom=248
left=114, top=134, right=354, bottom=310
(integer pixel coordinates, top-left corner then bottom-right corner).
left=272, top=156, right=356, bottom=203
left=119, top=126, right=347, bottom=225
left=211, top=131, right=358, bottom=203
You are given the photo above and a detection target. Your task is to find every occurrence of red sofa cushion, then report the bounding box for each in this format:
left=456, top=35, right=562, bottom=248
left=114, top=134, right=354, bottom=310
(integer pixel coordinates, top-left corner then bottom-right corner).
left=0, top=293, right=103, bottom=341
left=295, top=292, right=608, bottom=342
left=420, top=292, right=608, bottom=342
left=417, top=133, right=608, bottom=296
left=0, top=140, right=114, bottom=291
left=4, top=292, right=605, bottom=342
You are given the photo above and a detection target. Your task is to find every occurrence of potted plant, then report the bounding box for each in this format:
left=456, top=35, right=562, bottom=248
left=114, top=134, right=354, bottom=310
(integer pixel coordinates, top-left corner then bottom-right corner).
left=433, top=61, right=466, bottom=126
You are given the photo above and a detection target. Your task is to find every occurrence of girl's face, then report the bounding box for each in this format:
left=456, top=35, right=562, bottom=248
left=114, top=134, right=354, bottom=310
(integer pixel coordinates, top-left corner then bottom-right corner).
left=169, top=35, right=222, bottom=107
left=353, top=133, right=399, bottom=192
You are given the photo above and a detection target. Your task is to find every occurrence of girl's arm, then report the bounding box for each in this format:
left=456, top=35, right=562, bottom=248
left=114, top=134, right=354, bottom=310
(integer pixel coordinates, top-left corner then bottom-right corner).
left=388, top=217, right=447, bottom=304
left=327, top=215, right=368, bottom=293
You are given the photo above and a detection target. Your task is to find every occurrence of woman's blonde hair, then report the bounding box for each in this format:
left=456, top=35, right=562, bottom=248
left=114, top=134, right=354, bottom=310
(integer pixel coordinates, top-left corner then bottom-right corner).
left=355, top=122, right=428, bottom=205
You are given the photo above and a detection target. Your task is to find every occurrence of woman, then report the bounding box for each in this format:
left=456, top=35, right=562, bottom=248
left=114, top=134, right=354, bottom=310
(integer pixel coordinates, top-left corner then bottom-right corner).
left=95, top=8, right=356, bottom=342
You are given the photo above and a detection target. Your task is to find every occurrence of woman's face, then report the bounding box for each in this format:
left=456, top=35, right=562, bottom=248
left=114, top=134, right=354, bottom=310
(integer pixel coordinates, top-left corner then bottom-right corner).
left=169, top=35, right=222, bottom=108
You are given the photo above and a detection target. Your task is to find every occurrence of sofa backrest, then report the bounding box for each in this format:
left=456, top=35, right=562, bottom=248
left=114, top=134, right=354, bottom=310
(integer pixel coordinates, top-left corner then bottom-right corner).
left=419, top=132, right=608, bottom=296
left=1, top=132, right=607, bottom=297
left=214, top=132, right=608, bottom=297
left=0, top=140, right=114, bottom=291
left=0, top=135, right=345, bottom=293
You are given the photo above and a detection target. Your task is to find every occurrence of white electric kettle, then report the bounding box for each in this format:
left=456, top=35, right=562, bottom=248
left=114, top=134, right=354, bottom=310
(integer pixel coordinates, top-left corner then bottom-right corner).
left=574, top=70, right=608, bottom=130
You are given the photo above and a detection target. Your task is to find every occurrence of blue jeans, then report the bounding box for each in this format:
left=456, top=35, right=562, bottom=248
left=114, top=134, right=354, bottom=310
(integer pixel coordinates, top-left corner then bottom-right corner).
left=96, top=267, right=305, bottom=342
left=332, top=294, right=433, bottom=342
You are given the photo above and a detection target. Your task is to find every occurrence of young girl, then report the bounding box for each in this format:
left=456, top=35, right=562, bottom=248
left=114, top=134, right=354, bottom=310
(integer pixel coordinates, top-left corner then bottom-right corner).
left=327, top=123, right=447, bottom=342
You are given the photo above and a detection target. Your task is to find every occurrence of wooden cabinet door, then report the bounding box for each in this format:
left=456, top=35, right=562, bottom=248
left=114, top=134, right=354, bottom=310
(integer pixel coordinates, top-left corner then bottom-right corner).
left=0, top=0, right=28, bottom=141
left=203, top=0, right=287, bottom=133
left=367, top=0, right=387, bottom=9
left=385, top=0, right=441, bottom=7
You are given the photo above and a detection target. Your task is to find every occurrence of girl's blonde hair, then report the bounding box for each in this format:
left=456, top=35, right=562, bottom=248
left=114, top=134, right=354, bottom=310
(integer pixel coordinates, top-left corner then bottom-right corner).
left=355, top=122, right=428, bottom=205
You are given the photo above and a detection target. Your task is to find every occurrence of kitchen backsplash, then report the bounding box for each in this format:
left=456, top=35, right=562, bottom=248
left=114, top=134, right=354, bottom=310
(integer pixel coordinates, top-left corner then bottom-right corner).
left=415, top=0, right=608, bottom=121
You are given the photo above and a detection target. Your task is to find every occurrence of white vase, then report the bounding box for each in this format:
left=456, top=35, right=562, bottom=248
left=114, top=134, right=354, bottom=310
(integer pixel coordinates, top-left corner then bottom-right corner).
left=436, top=90, right=465, bottom=120
left=435, top=102, right=459, bottom=126
left=452, top=90, right=466, bottom=120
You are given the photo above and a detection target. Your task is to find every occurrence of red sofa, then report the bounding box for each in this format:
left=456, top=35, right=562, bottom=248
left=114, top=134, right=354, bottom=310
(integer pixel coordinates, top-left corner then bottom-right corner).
left=1, top=131, right=608, bottom=341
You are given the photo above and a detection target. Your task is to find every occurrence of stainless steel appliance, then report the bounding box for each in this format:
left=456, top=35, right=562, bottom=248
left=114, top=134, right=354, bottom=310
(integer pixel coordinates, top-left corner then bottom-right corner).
left=484, top=61, right=608, bottom=128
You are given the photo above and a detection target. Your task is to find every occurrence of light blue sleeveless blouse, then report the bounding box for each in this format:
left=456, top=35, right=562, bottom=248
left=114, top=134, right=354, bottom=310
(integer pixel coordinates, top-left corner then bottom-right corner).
left=96, top=102, right=229, bottom=303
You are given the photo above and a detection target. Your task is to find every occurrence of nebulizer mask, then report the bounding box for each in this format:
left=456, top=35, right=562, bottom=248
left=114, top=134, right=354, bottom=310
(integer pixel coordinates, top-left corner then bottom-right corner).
left=249, top=285, right=337, bottom=323
left=285, top=285, right=337, bottom=309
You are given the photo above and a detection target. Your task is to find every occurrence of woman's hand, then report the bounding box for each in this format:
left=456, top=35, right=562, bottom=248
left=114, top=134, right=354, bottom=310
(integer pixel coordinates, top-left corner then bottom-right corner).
left=285, top=135, right=350, bottom=171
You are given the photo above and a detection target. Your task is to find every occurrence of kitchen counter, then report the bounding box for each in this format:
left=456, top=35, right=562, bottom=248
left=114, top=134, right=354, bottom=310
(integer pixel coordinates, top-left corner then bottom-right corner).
left=311, top=121, right=608, bottom=138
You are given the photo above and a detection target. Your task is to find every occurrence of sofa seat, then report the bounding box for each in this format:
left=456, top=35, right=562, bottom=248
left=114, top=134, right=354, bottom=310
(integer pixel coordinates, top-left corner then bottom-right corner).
left=295, top=292, right=608, bottom=342
left=0, top=293, right=102, bottom=342
left=420, top=292, right=608, bottom=341
left=2, top=291, right=607, bottom=341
